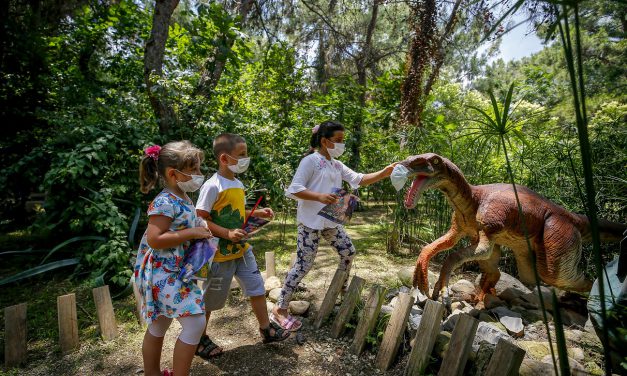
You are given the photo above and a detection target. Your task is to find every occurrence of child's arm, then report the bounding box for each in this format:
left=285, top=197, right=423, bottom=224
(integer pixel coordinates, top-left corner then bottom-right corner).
left=146, top=215, right=212, bottom=249
left=197, top=209, right=247, bottom=242
left=293, top=190, right=339, bottom=204
left=248, top=207, right=274, bottom=219
left=358, top=162, right=397, bottom=187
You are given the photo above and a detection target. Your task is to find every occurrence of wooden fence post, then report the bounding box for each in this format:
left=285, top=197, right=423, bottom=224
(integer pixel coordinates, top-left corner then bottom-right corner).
left=289, top=252, right=297, bottom=269
left=438, top=313, right=479, bottom=376
left=4, top=303, right=27, bottom=367
left=405, top=299, right=445, bottom=376
left=313, top=269, right=348, bottom=329
left=57, top=293, right=79, bottom=354
left=265, top=251, right=276, bottom=278
left=350, top=285, right=385, bottom=355
left=131, top=281, right=146, bottom=326
left=376, top=292, right=415, bottom=370
left=484, top=339, right=525, bottom=376
left=92, top=285, right=117, bottom=340
left=330, top=276, right=365, bottom=338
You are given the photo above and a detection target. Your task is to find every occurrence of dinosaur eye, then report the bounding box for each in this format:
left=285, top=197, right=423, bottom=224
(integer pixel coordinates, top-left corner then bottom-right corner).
left=432, top=158, right=440, bottom=165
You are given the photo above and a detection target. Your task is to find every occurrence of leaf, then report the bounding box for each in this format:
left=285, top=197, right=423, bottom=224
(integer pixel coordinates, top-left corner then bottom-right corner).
left=0, top=259, right=80, bottom=286
left=40, top=236, right=106, bottom=265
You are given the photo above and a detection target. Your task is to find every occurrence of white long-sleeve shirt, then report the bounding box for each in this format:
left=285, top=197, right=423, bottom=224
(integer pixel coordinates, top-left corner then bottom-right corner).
left=286, top=152, right=364, bottom=230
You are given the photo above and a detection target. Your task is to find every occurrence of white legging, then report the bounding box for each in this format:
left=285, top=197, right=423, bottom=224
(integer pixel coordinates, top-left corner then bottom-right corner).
left=147, top=314, right=206, bottom=345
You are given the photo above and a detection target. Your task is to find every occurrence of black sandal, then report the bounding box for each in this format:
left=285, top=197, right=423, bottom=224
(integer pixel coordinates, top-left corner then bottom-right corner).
left=195, top=334, right=223, bottom=360
left=260, top=321, right=291, bottom=344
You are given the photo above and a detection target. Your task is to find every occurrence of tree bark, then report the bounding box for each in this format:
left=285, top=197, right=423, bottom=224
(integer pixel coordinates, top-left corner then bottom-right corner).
left=144, top=0, right=180, bottom=134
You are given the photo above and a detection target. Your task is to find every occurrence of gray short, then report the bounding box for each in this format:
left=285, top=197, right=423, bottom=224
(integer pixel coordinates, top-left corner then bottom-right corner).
left=202, top=248, right=265, bottom=311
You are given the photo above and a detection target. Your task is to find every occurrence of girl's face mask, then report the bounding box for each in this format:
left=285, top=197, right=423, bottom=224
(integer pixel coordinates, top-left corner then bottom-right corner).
left=226, top=154, right=251, bottom=174
left=324, top=138, right=345, bottom=158
left=390, top=164, right=409, bottom=191
left=176, top=170, right=205, bottom=192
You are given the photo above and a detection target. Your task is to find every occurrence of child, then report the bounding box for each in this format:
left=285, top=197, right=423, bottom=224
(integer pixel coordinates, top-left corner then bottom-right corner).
left=134, top=141, right=213, bottom=376
left=194, top=133, right=289, bottom=360
left=271, top=120, right=396, bottom=331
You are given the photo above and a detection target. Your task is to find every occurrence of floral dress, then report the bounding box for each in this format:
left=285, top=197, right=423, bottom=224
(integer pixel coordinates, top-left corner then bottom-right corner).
left=133, top=190, right=205, bottom=324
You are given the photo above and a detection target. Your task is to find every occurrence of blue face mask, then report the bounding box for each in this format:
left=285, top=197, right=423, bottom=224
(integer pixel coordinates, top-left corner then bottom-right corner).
left=390, top=164, right=409, bottom=191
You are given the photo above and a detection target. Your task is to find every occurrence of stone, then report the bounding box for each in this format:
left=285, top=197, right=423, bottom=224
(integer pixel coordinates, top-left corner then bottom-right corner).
left=266, top=301, right=275, bottom=313
left=410, top=305, right=423, bottom=316
left=511, top=305, right=552, bottom=324
left=399, top=286, right=410, bottom=294
left=517, top=341, right=583, bottom=361
left=564, top=329, right=583, bottom=343
left=479, top=271, right=532, bottom=296
left=264, top=276, right=282, bottom=293
left=408, top=313, right=422, bottom=331
left=519, top=358, right=555, bottom=376
left=389, top=296, right=399, bottom=308
left=411, top=288, right=428, bottom=307
left=289, top=300, right=310, bottom=315
left=469, top=340, right=496, bottom=375
left=398, top=266, right=437, bottom=288
left=441, top=309, right=464, bottom=332
left=540, top=355, right=586, bottom=372
left=491, top=306, right=524, bottom=337
left=230, top=278, right=240, bottom=290
left=380, top=305, right=394, bottom=316
left=268, top=287, right=282, bottom=302
left=522, top=286, right=556, bottom=312
left=559, top=308, right=587, bottom=328
left=472, top=321, right=513, bottom=350
left=451, top=301, right=464, bottom=311
left=433, top=331, right=451, bottom=358
left=483, top=294, right=505, bottom=309
left=450, top=279, right=476, bottom=301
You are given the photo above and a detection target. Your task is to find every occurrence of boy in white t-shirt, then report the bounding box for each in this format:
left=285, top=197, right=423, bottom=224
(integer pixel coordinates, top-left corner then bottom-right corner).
left=271, top=121, right=397, bottom=331
left=194, top=133, right=289, bottom=360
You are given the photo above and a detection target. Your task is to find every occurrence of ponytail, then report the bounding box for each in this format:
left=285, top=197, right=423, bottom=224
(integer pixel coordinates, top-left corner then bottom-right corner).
left=139, top=155, right=159, bottom=193
left=308, top=120, right=344, bottom=154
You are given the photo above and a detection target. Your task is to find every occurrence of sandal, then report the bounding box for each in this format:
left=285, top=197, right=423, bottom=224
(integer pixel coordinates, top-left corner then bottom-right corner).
left=270, top=312, right=302, bottom=332
left=260, top=321, right=291, bottom=344
left=163, top=369, right=174, bottom=376
left=195, top=334, right=223, bottom=360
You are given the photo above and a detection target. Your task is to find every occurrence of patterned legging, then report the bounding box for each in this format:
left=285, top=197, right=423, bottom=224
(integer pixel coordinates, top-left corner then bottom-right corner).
left=277, top=224, right=356, bottom=309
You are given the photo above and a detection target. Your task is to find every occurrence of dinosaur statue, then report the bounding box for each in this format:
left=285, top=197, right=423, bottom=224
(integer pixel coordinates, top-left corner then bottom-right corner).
left=399, top=153, right=626, bottom=300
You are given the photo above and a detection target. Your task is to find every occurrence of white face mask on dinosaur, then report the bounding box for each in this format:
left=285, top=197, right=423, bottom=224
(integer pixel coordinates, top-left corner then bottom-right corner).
left=390, top=164, right=409, bottom=191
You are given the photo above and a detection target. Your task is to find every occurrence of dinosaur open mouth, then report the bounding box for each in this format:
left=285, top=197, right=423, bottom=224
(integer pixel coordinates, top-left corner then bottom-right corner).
left=404, top=175, right=429, bottom=209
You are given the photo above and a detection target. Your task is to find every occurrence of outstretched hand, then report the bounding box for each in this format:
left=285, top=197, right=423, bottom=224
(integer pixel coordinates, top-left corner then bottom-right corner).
left=253, top=207, right=274, bottom=219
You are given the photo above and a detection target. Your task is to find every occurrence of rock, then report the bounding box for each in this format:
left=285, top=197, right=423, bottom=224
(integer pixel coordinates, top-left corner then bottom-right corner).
left=230, top=278, right=240, bottom=290
left=289, top=300, right=310, bottom=315
left=451, top=279, right=475, bottom=295
left=483, top=294, right=505, bottom=309
left=385, top=288, right=399, bottom=301
left=410, top=305, right=423, bottom=316
left=433, top=331, right=451, bottom=358
left=473, top=321, right=513, bottom=349
left=517, top=341, right=583, bottom=361
left=266, top=301, right=275, bottom=313
left=389, top=296, right=399, bottom=308
left=411, top=288, right=428, bottom=307
left=478, top=311, right=497, bottom=323
left=499, top=287, right=527, bottom=304
left=442, top=309, right=464, bottom=332
left=519, top=358, right=555, bottom=376
left=398, top=267, right=437, bottom=288
left=399, top=286, right=410, bottom=294
left=380, top=305, right=394, bottom=316
left=408, top=313, right=422, bottom=331
left=522, top=286, right=556, bottom=312
left=451, top=301, right=464, bottom=311
left=491, top=306, right=524, bottom=337
left=510, top=305, right=552, bottom=324
left=268, top=288, right=282, bottom=302
left=559, top=308, right=587, bottom=328
left=540, top=355, right=586, bottom=372
left=264, top=276, right=282, bottom=293
left=476, top=271, right=532, bottom=296
left=469, top=340, right=496, bottom=375
left=564, top=329, right=583, bottom=343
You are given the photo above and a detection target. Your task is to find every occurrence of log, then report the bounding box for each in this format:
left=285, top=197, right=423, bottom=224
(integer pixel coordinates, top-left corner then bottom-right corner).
left=376, top=292, right=415, bottom=370
left=438, top=313, right=479, bottom=376
left=92, top=285, right=117, bottom=340
left=57, top=293, right=79, bottom=354
left=350, top=285, right=385, bottom=355
left=265, top=251, right=276, bottom=277
left=4, top=303, right=27, bottom=367
left=484, top=338, right=525, bottom=376
left=313, top=269, right=348, bottom=329
left=330, top=276, right=365, bottom=338
left=405, top=299, right=446, bottom=376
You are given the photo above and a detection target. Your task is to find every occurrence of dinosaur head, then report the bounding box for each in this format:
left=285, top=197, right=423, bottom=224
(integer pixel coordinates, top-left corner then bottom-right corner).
left=399, top=153, right=449, bottom=209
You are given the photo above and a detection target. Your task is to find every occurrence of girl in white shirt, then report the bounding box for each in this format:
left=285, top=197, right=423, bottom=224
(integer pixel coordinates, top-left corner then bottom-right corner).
left=271, top=121, right=396, bottom=330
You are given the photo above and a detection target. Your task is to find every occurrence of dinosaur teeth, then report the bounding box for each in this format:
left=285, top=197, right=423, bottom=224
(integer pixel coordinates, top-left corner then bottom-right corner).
left=404, top=175, right=428, bottom=209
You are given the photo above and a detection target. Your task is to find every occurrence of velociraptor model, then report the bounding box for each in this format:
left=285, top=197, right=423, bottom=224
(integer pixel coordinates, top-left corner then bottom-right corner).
left=400, top=153, right=626, bottom=301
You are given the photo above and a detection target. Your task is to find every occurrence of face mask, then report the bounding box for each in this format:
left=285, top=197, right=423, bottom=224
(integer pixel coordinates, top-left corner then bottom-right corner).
left=327, top=142, right=345, bottom=158
left=227, top=155, right=250, bottom=174
left=390, top=164, right=409, bottom=191
left=176, top=170, right=205, bottom=192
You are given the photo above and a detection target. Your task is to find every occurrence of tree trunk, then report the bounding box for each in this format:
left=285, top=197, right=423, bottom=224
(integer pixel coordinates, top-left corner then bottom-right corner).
left=195, top=0, right=254, bottom=100
left=144, top=0, right=180, bottom=134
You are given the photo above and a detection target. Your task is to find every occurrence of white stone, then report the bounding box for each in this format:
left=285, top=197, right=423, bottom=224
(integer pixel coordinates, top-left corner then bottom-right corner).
left=473, top=321, right=513, bottom=349
left=264, top=276, right=282, bottom=293
left=380, top=305, right=394, bottom=315
left=289, top=300, right=310, bottom=315
left=389, top=296, right=399, bottom=308
left=491, top=306, right=524, bottom=337
left=266, top=301, right=275, bottom=313
left=450, top=279, right=476, bottom=295
left=408, top=313, right=422, bottom=330
left=268, top=287, right=282, bottom=302
left=411, top=288, right=428, bottom=307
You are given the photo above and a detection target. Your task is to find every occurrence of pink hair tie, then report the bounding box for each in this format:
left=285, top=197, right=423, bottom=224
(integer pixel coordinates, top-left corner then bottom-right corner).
left=145, top=145, right=161, bottom=160
left=312, top=124, right=320, bottom=134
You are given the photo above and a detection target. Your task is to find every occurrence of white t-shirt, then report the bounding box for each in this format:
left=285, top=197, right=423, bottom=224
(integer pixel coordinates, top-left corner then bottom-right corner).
left=286, top=152, right=364, bottom=230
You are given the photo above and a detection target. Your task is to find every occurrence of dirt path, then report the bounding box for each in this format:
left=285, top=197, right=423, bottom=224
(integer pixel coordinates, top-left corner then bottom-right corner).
left=19, top=212, right=412, bottom=376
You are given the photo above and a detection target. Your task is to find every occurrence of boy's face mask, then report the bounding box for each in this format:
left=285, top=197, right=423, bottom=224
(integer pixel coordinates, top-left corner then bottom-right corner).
left=390, top=164, right=409, bottom=191
left=226, top=154, right=250, bottom=174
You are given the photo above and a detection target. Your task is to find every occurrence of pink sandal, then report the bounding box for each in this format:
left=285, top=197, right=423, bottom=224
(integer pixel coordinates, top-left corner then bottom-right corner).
left=163, top=369, right=174, bottom=376
left=270, top=312, right=302, bottom=332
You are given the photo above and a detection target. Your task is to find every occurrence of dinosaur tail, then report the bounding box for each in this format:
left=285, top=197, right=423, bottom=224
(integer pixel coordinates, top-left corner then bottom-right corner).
left=577, top=214, right=627, bottom=242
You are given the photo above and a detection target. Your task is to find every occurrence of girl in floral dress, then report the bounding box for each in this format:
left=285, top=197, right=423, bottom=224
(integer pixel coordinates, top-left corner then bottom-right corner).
left=134, top=141, right=213, bottom=376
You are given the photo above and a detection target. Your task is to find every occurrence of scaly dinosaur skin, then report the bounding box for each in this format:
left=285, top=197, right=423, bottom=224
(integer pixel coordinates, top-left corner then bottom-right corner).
left=400, top=153, right=626, bottom=300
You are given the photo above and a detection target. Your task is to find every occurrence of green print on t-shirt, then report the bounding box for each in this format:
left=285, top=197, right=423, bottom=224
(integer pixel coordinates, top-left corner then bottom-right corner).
left=210, top=204, right=244, bottom=256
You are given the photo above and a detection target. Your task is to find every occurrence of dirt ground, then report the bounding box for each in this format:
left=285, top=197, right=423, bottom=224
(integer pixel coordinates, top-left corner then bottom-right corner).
left=11, top=209, right=416, bottom=376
